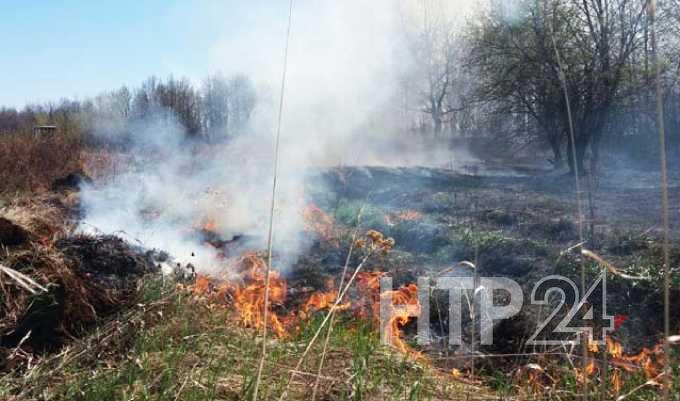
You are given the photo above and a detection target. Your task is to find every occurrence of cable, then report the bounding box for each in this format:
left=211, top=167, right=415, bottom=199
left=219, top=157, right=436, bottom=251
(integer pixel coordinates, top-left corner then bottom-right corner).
left=252, top=0, right=294, bottom=399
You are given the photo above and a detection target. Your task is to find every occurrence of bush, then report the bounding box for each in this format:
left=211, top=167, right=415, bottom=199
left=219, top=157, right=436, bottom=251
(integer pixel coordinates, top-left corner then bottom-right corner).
left=0, top=132, right=83, bottom=193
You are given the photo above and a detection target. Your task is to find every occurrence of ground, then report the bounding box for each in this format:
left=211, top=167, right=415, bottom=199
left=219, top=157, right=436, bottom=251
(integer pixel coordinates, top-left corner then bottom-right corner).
left=1, top=165, right=678, bottom=400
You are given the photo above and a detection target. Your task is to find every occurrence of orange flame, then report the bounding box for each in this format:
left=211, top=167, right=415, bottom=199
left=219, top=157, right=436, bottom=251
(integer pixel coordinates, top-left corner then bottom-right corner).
left=380, top=283, right=420, bottom=353
left=356, top=271, right=421, bottom=354
left=578, top=336, right=670, bottom=393
left=606, top=336, right=623, bottom=359
left=232, top=253, right=288, bottom=337
left=200, top=217, right=218, bottom=233
left=385, top=209, right=424, bottom=226
left=190, top=226, right=422, bottom=360
left=302, top=279, right=350, bottom=314
left=303, top=204, right=339, bottom=246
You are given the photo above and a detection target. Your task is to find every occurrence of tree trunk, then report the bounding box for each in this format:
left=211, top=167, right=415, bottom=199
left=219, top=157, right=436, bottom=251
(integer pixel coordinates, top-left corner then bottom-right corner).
left=548, top=133, right=562, bottom=168
left=566, top=134, right=587, bottom=175
left=433, top=112, right=442, bottom=137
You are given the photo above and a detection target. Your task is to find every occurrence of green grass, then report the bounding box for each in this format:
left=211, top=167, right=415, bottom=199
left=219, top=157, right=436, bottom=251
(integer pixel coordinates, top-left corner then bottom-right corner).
left=0, top=278, right=464, bottom=401
left=3, top=274, right=675, bottom=401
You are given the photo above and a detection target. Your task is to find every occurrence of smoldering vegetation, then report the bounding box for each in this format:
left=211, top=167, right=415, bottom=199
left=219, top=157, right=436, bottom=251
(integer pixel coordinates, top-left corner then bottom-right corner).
left=1, top=0, right=680, bottom=399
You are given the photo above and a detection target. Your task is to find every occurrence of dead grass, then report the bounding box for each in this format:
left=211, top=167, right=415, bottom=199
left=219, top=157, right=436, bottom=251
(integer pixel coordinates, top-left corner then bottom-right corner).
left=0, top=195, right=157, bottom=368
left=0, top=193, right=77, bottom=242
left=0, top=133, right=84, bottom=194
left=79, top=148, right=133, bottom=181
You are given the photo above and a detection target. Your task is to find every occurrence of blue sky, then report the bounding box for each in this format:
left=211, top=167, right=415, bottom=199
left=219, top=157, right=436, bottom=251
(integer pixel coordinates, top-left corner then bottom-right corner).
left=0, top=0, right=286, bottom=108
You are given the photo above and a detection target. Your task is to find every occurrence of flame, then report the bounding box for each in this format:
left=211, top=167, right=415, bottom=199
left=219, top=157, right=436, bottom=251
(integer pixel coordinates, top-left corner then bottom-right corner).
left=232, top=253, right=288, bottom=337
left=605, top=337, right=666, bottom=380
left=200, top=217, right=218, bottom=233
left=611, top=369, right=622, bottom=394
left=193, top=275, right=212, bottom=295
left=302, top=279, right=350, bottom=314
left=302, top=204, right=339, bottom=246
left=192, top=252, right=290, bottom=337
left=355, top=271, right=420, bottom=354
left=584, top=359, right=597, bottom=376
left=385, top=209, right=423, bottom=226
left=577, top=336, right=670, bottom=393
left=190, top=227, right=420, bottom=360
left=380, top=283, right=420, bottom=353
left=395, top=209, right=423, bottom=221
left=606, top=336, right=623, bottom=358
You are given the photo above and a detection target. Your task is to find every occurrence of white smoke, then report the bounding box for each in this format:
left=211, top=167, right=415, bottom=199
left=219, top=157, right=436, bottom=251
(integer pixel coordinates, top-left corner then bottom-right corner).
left=78, top=1, right=477, bottom=275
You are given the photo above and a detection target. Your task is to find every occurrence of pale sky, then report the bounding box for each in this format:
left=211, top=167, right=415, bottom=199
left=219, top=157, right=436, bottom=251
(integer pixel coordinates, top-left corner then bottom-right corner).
left=0, top=0, right=479, bottom=108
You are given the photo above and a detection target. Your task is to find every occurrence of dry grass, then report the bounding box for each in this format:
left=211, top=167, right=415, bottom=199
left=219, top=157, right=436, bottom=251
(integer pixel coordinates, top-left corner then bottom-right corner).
left=0, top=196, right=157, bottom=370
left=79, top=148, right=133, bottom=181
left=0, top=193, right=77, bottom=241
left=0, top=133, right=84, bottom=193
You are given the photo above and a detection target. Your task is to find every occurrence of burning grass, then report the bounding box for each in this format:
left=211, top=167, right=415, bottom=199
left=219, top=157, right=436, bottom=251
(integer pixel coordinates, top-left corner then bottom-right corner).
left=0, top=278, right=477, bottom=401
left=498, top=336, right=676, bottom=400
left=188, top=230, right=422, bottom=358
left=2, top=165, right=680, bottom=400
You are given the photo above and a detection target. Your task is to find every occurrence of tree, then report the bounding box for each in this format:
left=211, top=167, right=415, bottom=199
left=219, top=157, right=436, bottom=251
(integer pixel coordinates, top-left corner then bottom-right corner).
left=401, top=2, right=465, bottom=137
left=467, top=0, right=647, bottom=173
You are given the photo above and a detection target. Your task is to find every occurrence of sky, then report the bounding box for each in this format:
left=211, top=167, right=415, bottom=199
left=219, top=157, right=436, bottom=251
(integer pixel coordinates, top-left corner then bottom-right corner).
left=0, top=0, right=477, bottom=108
left=0, top=0, right=291, bottom=107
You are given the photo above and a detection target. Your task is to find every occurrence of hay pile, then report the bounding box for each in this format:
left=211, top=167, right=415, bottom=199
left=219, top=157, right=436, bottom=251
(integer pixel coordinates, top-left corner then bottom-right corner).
left=0, top=201, right=158, bottom=369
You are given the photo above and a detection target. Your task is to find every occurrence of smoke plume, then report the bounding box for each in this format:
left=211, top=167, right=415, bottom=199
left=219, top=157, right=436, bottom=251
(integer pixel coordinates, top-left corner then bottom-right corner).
left=78, top=1, right=473, bottom=275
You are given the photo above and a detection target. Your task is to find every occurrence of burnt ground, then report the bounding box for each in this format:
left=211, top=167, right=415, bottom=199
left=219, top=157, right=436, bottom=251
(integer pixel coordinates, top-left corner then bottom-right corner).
left=299, top=166, right=680, bottom=360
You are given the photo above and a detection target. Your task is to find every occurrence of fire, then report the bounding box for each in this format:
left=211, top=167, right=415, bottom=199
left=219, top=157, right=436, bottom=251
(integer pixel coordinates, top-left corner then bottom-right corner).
left=190, top=221, right=422, bottom=361
left=193, top=266, right=420, bottom=355
left=584, top=359, right=597, bottom=376
left=395, top=209, right=423, bottom=221
left=575, top=335, right=671, bottom=395
left=191, top=252, right=290, bottom=337
left=302, top=279, right=350, bottom=315
left=200, top=217, right=218, bottom=233
left=611, top=369, right=622, bottom=394
left=602, top=336, right=667, bottom=380
left=380, top=283, right=420, bottom=353
left=232, top=253, right=288, bottom=337
left=384, top=209, right=423, bottom=226
left=356, top=271, right=421, bottom=354
left=606, top=336, right=623, bottom=359
left=302, top=204, right=339, bottom=246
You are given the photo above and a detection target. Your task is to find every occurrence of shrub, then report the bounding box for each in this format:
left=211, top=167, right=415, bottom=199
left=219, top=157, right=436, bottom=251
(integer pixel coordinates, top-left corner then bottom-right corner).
left=0, top=132, right=83, bottom=193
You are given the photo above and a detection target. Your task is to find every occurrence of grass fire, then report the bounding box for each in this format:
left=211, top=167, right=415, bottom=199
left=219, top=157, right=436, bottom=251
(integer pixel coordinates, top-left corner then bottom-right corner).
left=2, top=1, right=680, bottom=400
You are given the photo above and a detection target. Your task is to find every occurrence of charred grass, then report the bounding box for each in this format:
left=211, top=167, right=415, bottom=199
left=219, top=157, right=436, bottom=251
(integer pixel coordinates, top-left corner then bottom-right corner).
left=2, top=166, right=680, bottom=400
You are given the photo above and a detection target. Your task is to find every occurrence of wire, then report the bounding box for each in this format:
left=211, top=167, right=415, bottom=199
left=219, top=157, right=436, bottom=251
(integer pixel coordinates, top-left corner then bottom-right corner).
left=649, top=0, right=672, bottom=398
left=252, top=0, right=294, bottom=399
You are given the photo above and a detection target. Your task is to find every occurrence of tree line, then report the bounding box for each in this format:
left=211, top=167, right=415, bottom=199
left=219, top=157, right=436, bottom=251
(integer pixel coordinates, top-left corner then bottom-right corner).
left=0, top=74, right=256, bottom=145
left=3, top=0, right=680, bottom=173
left=399, top=0, right=680, bottom=173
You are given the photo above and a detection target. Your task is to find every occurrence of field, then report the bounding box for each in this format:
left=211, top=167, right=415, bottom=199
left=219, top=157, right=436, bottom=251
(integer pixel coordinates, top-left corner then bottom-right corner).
left=1, top=160, right=678, bottom=400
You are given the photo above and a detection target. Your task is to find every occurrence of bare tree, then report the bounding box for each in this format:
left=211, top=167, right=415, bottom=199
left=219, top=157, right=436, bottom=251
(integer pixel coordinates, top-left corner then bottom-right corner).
left=467, top=0, right=647, bottom=173
left=402, top=2, right=465, bottom=137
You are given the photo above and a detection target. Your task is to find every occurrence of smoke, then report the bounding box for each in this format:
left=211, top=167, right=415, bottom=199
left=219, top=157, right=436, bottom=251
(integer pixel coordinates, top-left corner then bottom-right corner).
left=78, top=1, right=475, bottom=276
